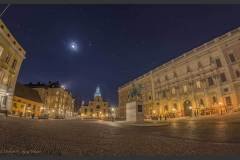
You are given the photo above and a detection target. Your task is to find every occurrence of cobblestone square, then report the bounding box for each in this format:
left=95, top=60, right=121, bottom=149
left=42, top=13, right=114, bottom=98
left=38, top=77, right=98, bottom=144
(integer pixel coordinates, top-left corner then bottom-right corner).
left=1, top=114, right=240, bottom=156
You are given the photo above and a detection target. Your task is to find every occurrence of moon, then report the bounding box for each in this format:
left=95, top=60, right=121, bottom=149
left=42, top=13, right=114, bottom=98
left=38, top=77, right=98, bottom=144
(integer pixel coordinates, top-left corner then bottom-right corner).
left=69, top=41, right=78, bottom=51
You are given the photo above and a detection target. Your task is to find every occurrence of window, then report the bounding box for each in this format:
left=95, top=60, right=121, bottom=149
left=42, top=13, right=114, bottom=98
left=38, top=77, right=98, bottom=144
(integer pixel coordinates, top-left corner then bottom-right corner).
left=165, top=75, right=168, bottom=81
left=2, top=96, right=7, bottom=105
left=173, top=72, right=177, bottom=78
left=96, top=105, right=100, bottom=109
left=0, top=46, right=3, bottom=57
left=186, top=66, right=191, bottom=73
left=84, top=108, right=87, bottom=113
left=236, top=70, right=240, bottom=78
left=197, top=61, right=202, bottom=69
left=196, top=81, right=201, bottom=88
left=2, top=74, right=8, bottom=84
left=5, top=53, right=11, bottom=64
left=90, top=109, right=93, bottom=112
left=224, top=88, right=229, bottom=92
left=183, top=85, right=187, bottom=93
left=11, top=59, right=17, bottom=70
left=225, top=96, right=232, bottom=106
left=215, top=58, right=222, bottom=68
left=199, top=99, right=204, bottom=106
left=220, top=73, right=227, bottom=82
left=149, top=96, right=151, bottom=100
left=7, top=76, right=11, bottom=87
left=208, top=77, right=214, bottom=86
left=229, top=54, right=236, bottom=63
left=162, top=91, right=166, bottom=98
left=173, top=103, right=177, bottom=109
left=212, top=96, right=217, bottom=104
left=209, top=56, right=214, bottom=64
left=164, top=105, right=168, bottom=111
left=137, top=105, right=142, bottom=112
left=172, top=87, right=176, bottom=95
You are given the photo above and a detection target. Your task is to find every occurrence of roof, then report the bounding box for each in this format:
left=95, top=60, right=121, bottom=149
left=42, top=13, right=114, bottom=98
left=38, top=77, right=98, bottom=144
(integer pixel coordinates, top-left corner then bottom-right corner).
left=14, top=83, right=43, bottom=103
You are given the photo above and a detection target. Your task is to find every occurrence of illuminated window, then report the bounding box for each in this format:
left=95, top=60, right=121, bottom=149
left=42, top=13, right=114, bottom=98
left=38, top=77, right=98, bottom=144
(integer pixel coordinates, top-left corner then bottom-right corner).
left=196, top=81, right=201, bottom=88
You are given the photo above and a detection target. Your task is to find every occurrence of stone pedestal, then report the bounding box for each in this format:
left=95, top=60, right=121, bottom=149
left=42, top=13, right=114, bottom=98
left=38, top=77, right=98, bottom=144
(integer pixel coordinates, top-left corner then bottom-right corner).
left=126, top=101, right=144, bottom=123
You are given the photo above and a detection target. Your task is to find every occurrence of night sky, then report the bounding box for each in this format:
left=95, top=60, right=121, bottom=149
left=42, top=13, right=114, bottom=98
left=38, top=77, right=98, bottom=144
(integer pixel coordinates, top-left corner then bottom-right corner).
left=0, top=5, right=240, bottom=105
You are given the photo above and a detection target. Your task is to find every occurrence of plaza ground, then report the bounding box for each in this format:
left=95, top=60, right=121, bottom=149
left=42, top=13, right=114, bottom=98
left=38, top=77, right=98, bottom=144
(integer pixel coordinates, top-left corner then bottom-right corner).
left=1, top=113, right=240, bottom=156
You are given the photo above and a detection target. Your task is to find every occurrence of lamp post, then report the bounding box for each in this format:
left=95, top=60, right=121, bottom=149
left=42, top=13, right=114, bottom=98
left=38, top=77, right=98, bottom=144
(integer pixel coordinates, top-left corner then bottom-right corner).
left=111, top=107, right=115, bottom=122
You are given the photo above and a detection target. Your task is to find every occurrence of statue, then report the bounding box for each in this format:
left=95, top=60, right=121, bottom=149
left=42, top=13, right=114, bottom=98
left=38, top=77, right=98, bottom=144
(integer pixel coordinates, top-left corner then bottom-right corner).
left=128, top=83, right=143, bottom=102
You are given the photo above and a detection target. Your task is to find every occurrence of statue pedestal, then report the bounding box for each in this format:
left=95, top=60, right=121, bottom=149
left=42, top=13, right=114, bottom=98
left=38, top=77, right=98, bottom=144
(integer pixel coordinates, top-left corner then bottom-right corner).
left=126, top=101, right=144, bottom=123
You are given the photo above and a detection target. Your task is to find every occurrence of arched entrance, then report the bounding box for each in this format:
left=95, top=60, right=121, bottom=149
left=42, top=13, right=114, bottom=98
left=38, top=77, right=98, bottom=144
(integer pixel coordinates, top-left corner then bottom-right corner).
left=183, top=100, right=192, bottom=116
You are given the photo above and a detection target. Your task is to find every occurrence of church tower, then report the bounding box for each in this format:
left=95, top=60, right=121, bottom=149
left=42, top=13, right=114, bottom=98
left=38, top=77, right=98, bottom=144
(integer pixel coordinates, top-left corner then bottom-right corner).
left=94, top=86, right=102, bottom=101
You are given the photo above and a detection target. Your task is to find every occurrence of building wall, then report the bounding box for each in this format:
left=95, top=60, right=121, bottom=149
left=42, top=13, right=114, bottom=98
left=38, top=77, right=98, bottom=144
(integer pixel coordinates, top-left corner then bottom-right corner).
left=0, top=20, right=25, bottom=113
left=33, top=87, right=75, bottom=118
left=11, top=96, right=43, bottom=117
left=118, top=27, right=240, bottom=119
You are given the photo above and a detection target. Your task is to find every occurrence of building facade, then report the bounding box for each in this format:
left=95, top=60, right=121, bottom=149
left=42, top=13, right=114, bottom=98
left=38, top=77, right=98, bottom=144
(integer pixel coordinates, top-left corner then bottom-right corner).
left=0, top=19, right=25, bottom=113
left=11, top=83, right=43, bottom=117
left=25, top=81, right=75, bottom=118
left=79, top=86, right=110, bottom=119
left=118, top=27, right=240, bottom=119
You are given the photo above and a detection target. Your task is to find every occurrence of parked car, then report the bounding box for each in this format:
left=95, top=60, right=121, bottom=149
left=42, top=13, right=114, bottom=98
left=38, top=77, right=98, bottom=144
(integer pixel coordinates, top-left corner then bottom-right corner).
left=54, top=115, right=65, bottom=119
left=38, top=114, right=49, bottom=119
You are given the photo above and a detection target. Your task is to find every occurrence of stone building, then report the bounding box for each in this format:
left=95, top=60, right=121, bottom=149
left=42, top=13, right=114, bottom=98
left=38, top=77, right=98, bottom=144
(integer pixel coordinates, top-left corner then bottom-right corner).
left=118, top=26, right=240, bottom=119
left=79, top=86, right=109, bottom=119
left=11, top=83, right=43, bottom=117
left=0, top=19, right=26, bottom=114
left=25, top=81, right=75, bottom=118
